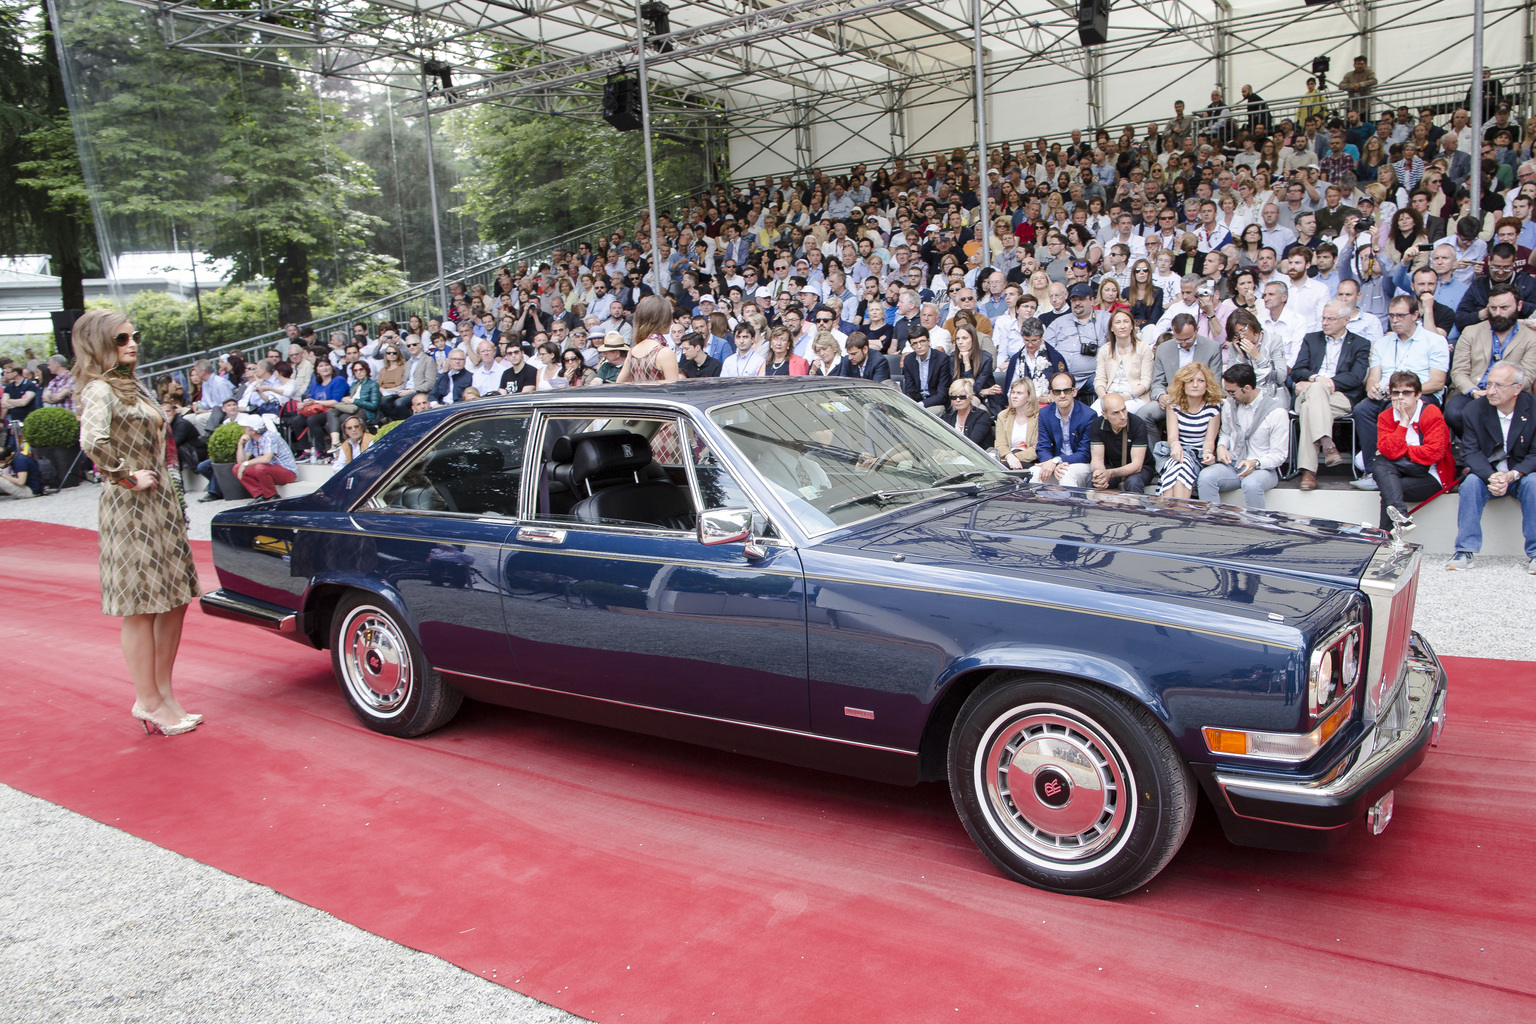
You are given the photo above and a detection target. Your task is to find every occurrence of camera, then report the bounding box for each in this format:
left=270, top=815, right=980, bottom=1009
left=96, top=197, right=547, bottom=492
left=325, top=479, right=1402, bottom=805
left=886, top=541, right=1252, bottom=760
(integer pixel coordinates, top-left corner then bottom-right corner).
left=1079, top=341, right=1099, bottom=357
left=1354, top=215, right=1374, bottom=231
left=1196, top=283, right=1215, bottom=298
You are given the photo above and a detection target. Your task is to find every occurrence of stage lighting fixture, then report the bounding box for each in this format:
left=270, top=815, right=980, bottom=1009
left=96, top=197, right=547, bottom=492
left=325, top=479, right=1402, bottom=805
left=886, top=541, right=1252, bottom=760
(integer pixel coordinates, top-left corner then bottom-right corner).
left=640, top=2, right=673, bottom=52
left=422, top=59, right=454, bottom=92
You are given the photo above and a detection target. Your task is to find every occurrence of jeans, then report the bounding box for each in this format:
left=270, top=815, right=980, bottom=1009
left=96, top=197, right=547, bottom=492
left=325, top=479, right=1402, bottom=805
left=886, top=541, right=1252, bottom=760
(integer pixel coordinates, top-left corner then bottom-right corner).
left=1455, top=473, right=1536, bottom=558
left=197, top=458, right=221, bottom=498
left=1196, top=463, right=1280, bottom=508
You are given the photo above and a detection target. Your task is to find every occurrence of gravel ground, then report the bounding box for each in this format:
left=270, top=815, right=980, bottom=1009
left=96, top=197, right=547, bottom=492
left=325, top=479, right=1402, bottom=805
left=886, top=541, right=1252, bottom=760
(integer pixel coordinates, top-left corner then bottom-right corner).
left=0, top=488, right=1528, bottom=1022
left=0, top=785, right=585, bottom=1024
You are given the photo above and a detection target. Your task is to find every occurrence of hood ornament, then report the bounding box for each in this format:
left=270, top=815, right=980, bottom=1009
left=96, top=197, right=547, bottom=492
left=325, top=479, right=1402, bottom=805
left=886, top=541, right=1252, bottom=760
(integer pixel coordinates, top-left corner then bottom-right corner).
left=1385, top=505, right=1415, bottom=551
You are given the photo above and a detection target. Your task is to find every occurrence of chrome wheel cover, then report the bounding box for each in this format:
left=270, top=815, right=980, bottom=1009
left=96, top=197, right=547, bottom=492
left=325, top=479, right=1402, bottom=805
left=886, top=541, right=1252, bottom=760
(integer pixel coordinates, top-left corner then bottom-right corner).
left=338, top=605, right=413, bottom=718
left=974, top=702, right=1136, bottom=871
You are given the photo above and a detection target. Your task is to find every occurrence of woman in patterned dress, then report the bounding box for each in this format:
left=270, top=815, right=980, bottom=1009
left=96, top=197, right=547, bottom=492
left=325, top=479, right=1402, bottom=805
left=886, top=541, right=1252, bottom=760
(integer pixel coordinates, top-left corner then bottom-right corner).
left=74, top=310, right=202, bottom=736
left=1158, top=361, right=1221, bottom=501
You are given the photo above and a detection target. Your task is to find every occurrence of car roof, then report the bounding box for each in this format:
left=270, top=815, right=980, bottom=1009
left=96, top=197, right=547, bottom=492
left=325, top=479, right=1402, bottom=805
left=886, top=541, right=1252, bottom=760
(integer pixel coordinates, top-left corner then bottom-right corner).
left=468, top=376, right=873, bottom=412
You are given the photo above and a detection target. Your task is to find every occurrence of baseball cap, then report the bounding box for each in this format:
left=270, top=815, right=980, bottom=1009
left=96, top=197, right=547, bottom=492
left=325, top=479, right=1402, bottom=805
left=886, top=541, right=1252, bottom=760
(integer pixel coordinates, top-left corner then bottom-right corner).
left=1067, top=283, right=1094, bottom=299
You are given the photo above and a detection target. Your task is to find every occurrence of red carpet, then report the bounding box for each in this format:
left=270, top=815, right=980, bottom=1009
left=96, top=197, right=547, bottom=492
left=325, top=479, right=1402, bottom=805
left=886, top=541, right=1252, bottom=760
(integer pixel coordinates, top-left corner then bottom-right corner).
left=2, top=520, right=1532, bottom=1022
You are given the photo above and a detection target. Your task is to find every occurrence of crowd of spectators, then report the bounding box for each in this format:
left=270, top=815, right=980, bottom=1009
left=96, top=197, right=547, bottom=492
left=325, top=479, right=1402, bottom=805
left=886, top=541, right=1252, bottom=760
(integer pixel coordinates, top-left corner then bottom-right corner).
left=6, top=67, right=1536, bottom=567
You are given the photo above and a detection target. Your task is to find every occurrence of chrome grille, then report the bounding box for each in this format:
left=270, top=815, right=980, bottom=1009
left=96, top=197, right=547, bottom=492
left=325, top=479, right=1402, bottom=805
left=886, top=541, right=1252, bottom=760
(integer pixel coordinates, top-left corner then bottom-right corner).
left=1359, top=544, right=1422, bottom=720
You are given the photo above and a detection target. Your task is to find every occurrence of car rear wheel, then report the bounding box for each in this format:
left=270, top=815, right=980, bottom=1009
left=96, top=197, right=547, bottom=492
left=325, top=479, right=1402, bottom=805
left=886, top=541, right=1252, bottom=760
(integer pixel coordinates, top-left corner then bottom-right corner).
left=948, top=674, right=1195, bottom=898
left=331, top=593, right=462, bottom=737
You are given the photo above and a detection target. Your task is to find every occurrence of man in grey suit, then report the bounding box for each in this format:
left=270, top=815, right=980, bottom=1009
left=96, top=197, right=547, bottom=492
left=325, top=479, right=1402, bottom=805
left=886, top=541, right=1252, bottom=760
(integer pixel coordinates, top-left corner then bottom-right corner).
left=1138, top=313, right=1224, bottom=430
left=382, top=334, right=440, bottom=419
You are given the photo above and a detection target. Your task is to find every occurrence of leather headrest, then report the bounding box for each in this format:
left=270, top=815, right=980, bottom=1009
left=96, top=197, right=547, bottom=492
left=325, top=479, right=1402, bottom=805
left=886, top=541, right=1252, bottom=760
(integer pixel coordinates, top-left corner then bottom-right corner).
left=550, top=435, right=574, bottom=463
left=570, top=431, right=651, bottom=488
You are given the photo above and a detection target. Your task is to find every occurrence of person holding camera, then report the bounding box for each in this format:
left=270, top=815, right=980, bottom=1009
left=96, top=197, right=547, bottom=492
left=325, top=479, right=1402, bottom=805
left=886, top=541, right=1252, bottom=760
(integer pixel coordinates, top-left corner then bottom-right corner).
left=1043, top=283, right=1112, bottom=402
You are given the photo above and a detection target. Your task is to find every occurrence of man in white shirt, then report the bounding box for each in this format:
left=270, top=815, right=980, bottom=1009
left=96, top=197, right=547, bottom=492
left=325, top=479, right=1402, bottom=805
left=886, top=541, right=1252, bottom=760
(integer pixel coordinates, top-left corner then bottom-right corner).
left=1197, top=362, right=1289, bottom=508
left=1258, top=280, right=1309, bottom=367
left=719, top=324, right=765, bottom=377
left=1283, top=249, right=1330, bottom=331
left=1193, top=200, right=1233, bottom=253
left=919, top=303, right=953, bottom=353
left=469, top=340, right=510, bottom=395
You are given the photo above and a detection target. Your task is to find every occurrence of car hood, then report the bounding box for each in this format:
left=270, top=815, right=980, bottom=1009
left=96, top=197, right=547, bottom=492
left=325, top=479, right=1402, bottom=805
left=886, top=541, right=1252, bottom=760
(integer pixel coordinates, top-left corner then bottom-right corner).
left=848, top=483, right=1381, bottom=624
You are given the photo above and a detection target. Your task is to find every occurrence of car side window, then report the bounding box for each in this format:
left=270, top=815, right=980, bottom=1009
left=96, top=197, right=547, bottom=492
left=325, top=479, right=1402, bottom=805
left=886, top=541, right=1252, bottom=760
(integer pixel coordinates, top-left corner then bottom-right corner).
left=682, top=421, right=777, bottom=539
left=537, top=415, right=696, bottom=532
left=377, top=414, right=530, bottom=516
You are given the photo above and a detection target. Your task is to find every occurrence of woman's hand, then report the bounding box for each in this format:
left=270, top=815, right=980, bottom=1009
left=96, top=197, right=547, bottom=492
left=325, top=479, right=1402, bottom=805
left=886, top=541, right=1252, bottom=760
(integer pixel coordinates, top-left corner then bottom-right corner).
left=1005, top=452, right=1024, bottom=470
left=127, top=469, right=159, bottom=491
left=1200, top=449, right=1216, bottom=466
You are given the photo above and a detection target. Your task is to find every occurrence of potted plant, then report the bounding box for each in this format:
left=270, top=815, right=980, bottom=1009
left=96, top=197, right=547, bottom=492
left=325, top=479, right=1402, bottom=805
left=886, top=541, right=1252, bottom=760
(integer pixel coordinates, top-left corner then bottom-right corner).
left=205, top=422, right=245, bottom=500
left=22, top=407, right=84, bottom=488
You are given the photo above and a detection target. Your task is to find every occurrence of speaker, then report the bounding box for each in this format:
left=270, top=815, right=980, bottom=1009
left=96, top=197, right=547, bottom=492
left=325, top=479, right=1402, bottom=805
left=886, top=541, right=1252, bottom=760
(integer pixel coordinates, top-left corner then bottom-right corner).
left=1077, top=0, right=1109, bottom=45
left=603, top=77, right=642, bottom=132
left=50, top=309, right=82, bottom=362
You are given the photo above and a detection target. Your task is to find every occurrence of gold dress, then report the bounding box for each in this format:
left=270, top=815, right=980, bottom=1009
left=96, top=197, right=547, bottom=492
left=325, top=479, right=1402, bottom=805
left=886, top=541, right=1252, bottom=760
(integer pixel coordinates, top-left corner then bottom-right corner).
left=79, top=377, right=202, bottom=617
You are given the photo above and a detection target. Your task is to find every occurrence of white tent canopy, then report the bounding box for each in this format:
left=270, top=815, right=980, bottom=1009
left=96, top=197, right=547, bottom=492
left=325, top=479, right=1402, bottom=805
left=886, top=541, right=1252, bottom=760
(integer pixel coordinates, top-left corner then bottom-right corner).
left=136, top=0, right=1533, bottom=181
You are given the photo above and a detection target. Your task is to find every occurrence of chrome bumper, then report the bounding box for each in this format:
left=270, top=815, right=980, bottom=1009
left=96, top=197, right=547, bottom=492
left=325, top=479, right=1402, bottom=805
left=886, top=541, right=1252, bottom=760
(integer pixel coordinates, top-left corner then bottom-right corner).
left=199, top=588, right=300, bottom=634
left=1200, top=631, right=1447, bottom=848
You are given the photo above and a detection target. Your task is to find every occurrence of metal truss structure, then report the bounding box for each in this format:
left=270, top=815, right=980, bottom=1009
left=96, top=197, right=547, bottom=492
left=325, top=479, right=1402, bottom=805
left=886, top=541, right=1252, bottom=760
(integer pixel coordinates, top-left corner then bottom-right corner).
left=132, top=0, right=1532, bottom=170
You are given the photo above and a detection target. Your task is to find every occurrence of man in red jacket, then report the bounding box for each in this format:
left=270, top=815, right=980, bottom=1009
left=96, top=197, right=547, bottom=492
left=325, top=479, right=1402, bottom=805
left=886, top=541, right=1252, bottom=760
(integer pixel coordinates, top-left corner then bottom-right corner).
left=1370, top=371, right=1455, bottom=529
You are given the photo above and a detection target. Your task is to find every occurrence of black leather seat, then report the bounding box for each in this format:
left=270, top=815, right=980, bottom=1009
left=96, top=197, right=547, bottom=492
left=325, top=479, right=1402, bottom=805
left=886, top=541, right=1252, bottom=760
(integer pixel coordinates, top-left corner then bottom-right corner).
left=566, top=431, right=694, bottom=530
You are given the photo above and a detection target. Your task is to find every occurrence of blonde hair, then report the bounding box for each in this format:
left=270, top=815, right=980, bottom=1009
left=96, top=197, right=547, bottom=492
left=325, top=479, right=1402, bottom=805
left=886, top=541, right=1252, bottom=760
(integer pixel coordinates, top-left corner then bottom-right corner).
left=70, top=308, right=142, bottom=406
left=1168, top=361, right=1220, bottom=412
left=994, top=377, right=1039, bottom=455
left=812, top=330, right=839, bottom=357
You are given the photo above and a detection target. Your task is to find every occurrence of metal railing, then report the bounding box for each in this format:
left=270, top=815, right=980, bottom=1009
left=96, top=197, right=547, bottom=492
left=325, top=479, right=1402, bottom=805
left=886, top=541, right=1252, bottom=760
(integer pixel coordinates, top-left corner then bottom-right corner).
left=136, top=177, right=729, bottom=383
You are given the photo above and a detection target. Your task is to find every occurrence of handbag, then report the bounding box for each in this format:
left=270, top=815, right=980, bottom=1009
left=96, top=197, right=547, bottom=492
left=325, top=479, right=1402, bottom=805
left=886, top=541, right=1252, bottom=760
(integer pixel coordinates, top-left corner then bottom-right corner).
left=297, top=402, right=327, bottom=418
left=1152, top=440, right=1172, bottom=475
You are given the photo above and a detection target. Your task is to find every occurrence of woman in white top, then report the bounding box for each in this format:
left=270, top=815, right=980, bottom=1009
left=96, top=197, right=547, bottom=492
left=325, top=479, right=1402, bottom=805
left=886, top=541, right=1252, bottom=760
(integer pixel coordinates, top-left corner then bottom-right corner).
left=1215, top=192, right=1248, bottom=238
left=1092, top=309, right=1153, bottom=415
left=1222, top=308, right=1292, bottom=408
left=808, top=332, right=843, bottom=376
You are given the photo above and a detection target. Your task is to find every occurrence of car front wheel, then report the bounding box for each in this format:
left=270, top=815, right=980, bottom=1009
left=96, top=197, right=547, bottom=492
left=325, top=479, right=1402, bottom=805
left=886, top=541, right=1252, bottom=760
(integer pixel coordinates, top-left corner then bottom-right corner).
left=949, top=675, right=1195, bottom=898
left=331, top=592, right=463, bottom=737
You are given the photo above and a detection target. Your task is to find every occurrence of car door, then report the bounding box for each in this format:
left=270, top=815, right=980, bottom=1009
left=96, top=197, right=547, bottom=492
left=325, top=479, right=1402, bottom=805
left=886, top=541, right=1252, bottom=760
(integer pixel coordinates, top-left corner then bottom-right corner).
left=500, top=410, right=809, bottom=730
left=347, top=411, right=531, bottom=681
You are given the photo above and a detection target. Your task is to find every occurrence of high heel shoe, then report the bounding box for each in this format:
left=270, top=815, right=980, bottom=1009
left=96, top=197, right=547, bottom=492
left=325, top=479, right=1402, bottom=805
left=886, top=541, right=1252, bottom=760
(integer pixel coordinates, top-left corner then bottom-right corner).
left=131, top=704, right=199, bottom=736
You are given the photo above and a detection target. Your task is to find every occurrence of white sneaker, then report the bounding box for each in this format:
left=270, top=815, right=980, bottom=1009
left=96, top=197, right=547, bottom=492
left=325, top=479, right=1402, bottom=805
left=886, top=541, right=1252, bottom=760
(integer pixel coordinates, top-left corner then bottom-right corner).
left=1528, top=558, right=1536, bottom=575
left=1446, top=552, right=1474, bottom=571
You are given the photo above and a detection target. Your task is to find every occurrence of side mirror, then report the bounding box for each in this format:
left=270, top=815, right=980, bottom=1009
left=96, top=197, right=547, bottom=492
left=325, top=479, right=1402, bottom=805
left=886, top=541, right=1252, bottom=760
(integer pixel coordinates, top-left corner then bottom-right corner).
left=698, top=507, right=753, bottom=546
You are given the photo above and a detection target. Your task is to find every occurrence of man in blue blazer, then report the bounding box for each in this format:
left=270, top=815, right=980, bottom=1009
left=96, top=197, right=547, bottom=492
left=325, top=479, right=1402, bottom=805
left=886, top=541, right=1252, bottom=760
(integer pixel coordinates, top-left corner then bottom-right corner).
left=1033, top=371, right=1096, bottom=487
left=837, top=334, right=891, bottom=382
left=1448, top=362, right=1536, bottom=571
left=899, top=329, right=953, bottom=410
left=1288, top=299, right=1373, bottom=489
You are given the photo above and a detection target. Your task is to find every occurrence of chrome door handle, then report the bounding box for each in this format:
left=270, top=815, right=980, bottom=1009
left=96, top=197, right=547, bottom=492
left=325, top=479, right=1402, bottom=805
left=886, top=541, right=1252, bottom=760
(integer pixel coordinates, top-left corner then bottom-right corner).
left=518, top=526, right=566, bottom=545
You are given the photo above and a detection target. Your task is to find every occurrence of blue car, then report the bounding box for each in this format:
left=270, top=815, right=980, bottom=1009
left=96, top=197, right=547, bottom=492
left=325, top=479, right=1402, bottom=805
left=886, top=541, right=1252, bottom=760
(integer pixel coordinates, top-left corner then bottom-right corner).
left=203, top=379, right=1448, bottom=898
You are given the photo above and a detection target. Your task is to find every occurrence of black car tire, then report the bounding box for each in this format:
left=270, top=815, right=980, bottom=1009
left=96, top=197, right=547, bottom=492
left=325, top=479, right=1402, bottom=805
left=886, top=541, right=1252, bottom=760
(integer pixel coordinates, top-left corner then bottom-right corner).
left=330, top=592, right=463, bottom=737
left=948, top=674, right=1195, bottom=898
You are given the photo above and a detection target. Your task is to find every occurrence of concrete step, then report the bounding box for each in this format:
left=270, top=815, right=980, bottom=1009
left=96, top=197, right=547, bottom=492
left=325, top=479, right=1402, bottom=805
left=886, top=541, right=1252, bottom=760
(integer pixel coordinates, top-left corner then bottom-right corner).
left=181, top=461, right=334, bottom=500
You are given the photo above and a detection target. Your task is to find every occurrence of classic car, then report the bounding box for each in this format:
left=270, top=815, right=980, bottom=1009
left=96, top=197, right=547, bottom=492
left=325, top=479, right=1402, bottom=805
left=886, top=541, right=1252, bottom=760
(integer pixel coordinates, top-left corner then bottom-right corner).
left=202, top=378, right=1448, bottom=898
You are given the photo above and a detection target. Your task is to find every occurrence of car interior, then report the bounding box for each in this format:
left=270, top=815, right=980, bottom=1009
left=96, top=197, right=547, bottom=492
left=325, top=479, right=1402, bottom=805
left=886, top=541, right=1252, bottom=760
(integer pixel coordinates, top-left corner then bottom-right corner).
left=543, top=427, right=696, bottom=531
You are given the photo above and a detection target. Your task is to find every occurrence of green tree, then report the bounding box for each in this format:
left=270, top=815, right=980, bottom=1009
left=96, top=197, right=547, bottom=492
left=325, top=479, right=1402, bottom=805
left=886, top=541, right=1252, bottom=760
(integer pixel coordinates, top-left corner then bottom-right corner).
left=455, top=105, right=707, bottom=248
left=201, top=61, right=383, bottom=325
left=1, top=0, right=96, bottom=310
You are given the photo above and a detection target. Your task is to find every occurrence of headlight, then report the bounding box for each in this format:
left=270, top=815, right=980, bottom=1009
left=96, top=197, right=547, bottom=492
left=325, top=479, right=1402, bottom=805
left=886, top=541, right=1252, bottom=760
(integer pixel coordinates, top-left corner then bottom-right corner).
left=1308, top=624, right=1364, bottom=716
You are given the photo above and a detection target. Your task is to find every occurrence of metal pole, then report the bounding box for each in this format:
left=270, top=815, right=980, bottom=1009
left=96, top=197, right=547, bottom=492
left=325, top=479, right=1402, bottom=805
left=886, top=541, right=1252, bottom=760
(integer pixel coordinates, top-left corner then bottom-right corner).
left=1469, top=0, right=1484, bottom=221
left=636, top=3, right=666, bottom=296
left=971, top=0, right=990, bottom=270
left=421, top=75, right=450, bottom=319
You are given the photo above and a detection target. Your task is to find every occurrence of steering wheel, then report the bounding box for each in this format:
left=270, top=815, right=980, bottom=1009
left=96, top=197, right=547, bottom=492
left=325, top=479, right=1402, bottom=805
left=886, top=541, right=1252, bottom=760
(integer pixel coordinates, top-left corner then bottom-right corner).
left=868, top=444, right=915, bottom=473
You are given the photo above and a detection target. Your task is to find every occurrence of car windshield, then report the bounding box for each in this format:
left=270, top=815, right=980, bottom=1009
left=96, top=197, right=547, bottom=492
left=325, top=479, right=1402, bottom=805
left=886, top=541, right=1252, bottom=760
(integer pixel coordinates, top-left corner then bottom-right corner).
left=709, top=386, right=1010, bottom=534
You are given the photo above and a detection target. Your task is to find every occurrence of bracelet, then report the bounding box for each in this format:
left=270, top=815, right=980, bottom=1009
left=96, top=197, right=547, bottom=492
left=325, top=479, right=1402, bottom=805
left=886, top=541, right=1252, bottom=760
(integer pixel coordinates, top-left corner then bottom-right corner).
left=118, top=476, right=136, bottom=489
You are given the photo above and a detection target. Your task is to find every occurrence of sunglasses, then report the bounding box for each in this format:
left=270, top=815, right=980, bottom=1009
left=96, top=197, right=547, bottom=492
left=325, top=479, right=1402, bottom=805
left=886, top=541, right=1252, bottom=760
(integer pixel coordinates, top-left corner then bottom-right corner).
left=1388, top=389, right=1418, bottom=397
left=1049, top=387, right=1076, bottom=395
left=115, top=331, right=143, bottom=345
